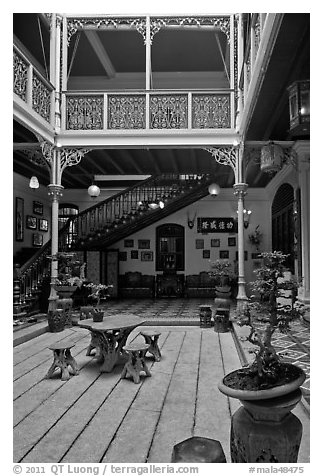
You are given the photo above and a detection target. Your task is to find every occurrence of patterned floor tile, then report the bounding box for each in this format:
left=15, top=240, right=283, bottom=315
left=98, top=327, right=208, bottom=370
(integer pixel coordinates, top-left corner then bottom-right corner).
left=277, top=349, right=307, bottom=360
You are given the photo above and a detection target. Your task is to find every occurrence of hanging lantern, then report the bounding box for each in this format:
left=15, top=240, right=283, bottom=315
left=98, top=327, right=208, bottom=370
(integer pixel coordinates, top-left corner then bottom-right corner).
left=87, top=184, right=100, bottom=198
left=260, top=142, right=284, bottom=174
left=29, top=176, right=39, bottom=189
left=208, top=183, right=220, bottom=196
left=287, top=80, right=310, bottom=137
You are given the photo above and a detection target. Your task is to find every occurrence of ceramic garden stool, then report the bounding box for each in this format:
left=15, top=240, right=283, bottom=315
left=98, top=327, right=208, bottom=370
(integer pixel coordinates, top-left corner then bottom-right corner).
left=121, top=342, right=151, bottom=384
left=199, top=305, right=213, bottom=328
left=214, top=308, right=230, bottom=333
left=140, top=330, right=162, bottom=361
left=57, top=298, right=73, bottom=327
left=45, top=341, right=79, bottom=381
left=79, top=306, right=95, bottom=320
left=171, top=436, right=226, bottom=463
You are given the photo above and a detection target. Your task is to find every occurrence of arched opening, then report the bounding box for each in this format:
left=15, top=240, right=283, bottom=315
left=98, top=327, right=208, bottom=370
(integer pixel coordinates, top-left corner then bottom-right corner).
left=272, top=184, right=295, bottom=273
left=59, top=203, right=79, bottom=249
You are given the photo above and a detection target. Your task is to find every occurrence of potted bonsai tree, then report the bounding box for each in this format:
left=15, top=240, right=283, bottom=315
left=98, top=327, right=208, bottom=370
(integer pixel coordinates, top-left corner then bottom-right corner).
left=218, top=251, right=307, bottom=463
left=84, top=283, right=113, bottom=322
left=209, top=259, right=236, bottom=298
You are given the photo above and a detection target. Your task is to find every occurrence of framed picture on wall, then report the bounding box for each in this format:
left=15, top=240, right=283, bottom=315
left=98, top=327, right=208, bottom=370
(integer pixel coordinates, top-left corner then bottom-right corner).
left=32, top=233, right=43, bottom=247
left=195, top=239, right=204, bottom=249
left=124, top=239, right=134, bottom=248
left=38, top=218, right=48, bottom=232
left=220, top=250, right=229, bottom=259
left=141, top=251, right=153, bottom=261
left=203, top=249, right=210, bottom=259
left=228, top=237, right=236, bottom=247
left=211, top=238, right=220, bottom=247
left=131, top=250, right=138, bottom=259
left=119, top=251, right=127, bottom=261
left=33, top=201, right=43, bottom=215
left=16, top=197, right=24, bottom=241
left=138, top=239, right=150, bottom=249
left=26, top=215, right=37, bottom=230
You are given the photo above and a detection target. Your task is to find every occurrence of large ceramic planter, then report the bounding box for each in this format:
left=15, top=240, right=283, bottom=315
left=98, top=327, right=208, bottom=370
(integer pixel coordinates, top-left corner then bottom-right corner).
left=56, top=285, right=78, bottom=299
left=48, top=309, right=66, bottom=333
left=218, top=365, right=306, bottom=463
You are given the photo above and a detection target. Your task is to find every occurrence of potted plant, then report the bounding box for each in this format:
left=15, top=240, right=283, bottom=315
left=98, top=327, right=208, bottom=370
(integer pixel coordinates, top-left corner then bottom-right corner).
left=218, top=251, right=307, bottom=463
left=209, top=259, right=236, bottom=298
left=84, top=283, right=113, bottom=322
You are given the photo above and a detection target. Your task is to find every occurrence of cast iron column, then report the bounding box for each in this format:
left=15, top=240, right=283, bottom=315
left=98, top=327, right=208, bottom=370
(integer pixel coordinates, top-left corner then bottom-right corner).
left=233, top=183, right=248, bottom=303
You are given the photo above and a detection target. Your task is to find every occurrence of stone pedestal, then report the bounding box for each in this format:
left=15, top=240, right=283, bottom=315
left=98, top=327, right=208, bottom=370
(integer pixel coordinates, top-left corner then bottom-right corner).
left=230, top=389, right=303, bottom=463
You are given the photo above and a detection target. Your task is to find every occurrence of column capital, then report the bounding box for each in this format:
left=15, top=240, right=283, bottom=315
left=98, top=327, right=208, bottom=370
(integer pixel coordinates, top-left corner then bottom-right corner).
left=47, top=184, right=64, bottom=201
left=233, top=182, right=248, bottom=197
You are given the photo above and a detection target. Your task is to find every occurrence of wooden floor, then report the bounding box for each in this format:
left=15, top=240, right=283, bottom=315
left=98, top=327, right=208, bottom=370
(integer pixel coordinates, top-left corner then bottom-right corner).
left=13, top=325, right=310, bottom=464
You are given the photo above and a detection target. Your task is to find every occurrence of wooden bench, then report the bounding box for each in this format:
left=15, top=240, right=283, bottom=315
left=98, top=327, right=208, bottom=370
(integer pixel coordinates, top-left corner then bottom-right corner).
left=45, top=341, right=79, bottom=381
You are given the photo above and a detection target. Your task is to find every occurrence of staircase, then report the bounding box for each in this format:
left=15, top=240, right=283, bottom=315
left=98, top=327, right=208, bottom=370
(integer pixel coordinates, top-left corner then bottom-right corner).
left=14, top=174, right=216, bottom=315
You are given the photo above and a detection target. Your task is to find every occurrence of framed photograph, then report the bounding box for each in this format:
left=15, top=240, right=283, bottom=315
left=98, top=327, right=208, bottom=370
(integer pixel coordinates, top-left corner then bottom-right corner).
left=26, top=215, right=37, bottom=230
left=138, top=239, right=150, bottom=249
left=195, top=239, right=204, bottom=249
left=33, top=201, right=43, bottom=215
left=119, top=251, right=127, bottom=261
left=220, top=250, right=229, bottom=259
left=228, top=237, right=236, bottom=247
left=124, top=239, right=134, bottom=248
left=131, top=250, right=138, bottom=259
left=16, top=197, right=24, bottom=241
left=244, top=250, right=248, bottom=261
left=211, top=238, right=220, bottom=247
left=141, top=251, right=153, bottom=261
left=32, top=233, right=43, bottom=247
left=203, top=249, right=210, bottom=259
left=38, top=218, right=48, bottom=232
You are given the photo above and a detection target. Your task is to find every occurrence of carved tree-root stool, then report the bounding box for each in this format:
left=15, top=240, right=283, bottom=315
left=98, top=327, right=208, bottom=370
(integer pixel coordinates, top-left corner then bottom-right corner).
left=121, top=343, right=151, bottom=384
left=140, top=330, right=162, bottom=361
left=45, top=342, right=79, bottom=381
left=172, top=436, right=227, bottom=463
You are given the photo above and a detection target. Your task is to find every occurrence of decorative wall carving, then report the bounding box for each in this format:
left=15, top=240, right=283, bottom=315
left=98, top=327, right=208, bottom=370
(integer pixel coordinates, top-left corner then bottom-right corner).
left=107, top=95, right=146, bottom=129
left=150, top=95, right=188, bottom=129
left=192, top=94, right=230, bottom=129
left=66, top=95, right=104, bottom=130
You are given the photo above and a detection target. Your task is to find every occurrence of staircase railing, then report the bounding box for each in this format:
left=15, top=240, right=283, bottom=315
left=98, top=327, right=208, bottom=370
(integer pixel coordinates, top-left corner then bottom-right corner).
left=13, top=173, right=214, bottom=315
left=58, top=173, right=213, bottom=250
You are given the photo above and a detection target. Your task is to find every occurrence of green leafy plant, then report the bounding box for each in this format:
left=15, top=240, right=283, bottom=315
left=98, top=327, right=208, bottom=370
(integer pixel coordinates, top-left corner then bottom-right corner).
left=209, top=259, right=236, bottom=286
left=248, top=225, right=263, bottom=250
left=233, top=251, right=307, bottom=386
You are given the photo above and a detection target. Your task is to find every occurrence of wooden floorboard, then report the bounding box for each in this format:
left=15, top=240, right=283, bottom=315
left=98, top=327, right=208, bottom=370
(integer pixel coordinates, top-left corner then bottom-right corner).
left=13, top=325, right=310, bottom=464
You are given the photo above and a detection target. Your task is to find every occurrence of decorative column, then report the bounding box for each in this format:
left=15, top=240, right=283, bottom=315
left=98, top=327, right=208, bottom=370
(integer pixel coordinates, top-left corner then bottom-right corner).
left=294, top=142, right=310, bottom=306
left=233, top=183, right=248, bottom=303
left=47, top=183, right=64, bottom=312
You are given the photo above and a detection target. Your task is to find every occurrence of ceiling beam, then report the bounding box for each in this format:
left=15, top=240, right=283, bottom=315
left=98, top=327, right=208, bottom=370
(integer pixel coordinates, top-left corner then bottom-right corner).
left=94, top=174, right=151, bottom=181
left=13, top=142, right=40, bottom=150
left=102, top=151, right=126, bottom=174
left=84, top=30, right=116, bottom=78
left=170, top=150, right=179, bottom=173
left=148, top=150, right=162, bottom=175
left=120, top=150, right=144, bottom=174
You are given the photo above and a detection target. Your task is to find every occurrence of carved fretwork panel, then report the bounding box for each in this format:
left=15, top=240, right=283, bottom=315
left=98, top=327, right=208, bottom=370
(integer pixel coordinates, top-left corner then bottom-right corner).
left=66, top=96, right=104, bottom=130
left=107, top=95, right=146, bottom=129
left=192, top=94, right=231, bottom=129
left=150, top=95, right=188, bottom=129
left=13, top=49, right=28, bottom=101
left=32, top=74, right=51, bottom=122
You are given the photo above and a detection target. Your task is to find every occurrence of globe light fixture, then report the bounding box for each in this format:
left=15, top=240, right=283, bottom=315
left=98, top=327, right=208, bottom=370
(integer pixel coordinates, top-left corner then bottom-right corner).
left=87, top=184, right=100, bottom=198
left=208, top=183, right=220, bottom=196
left=29, top=176, right=39, bottom=189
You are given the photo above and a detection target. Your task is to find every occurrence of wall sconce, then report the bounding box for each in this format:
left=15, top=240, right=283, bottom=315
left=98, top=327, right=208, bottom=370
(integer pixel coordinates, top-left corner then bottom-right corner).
left=237, top=208, right=252, bottom=228
left=187, top=210, right=197, bottom=229
left=287, top=80, right=310, bottom=137
left=208, top=183, right=220, bottom=196
left=243, top=209, right=252, bottom=228
left=29, top=176, right=39, bottom=190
